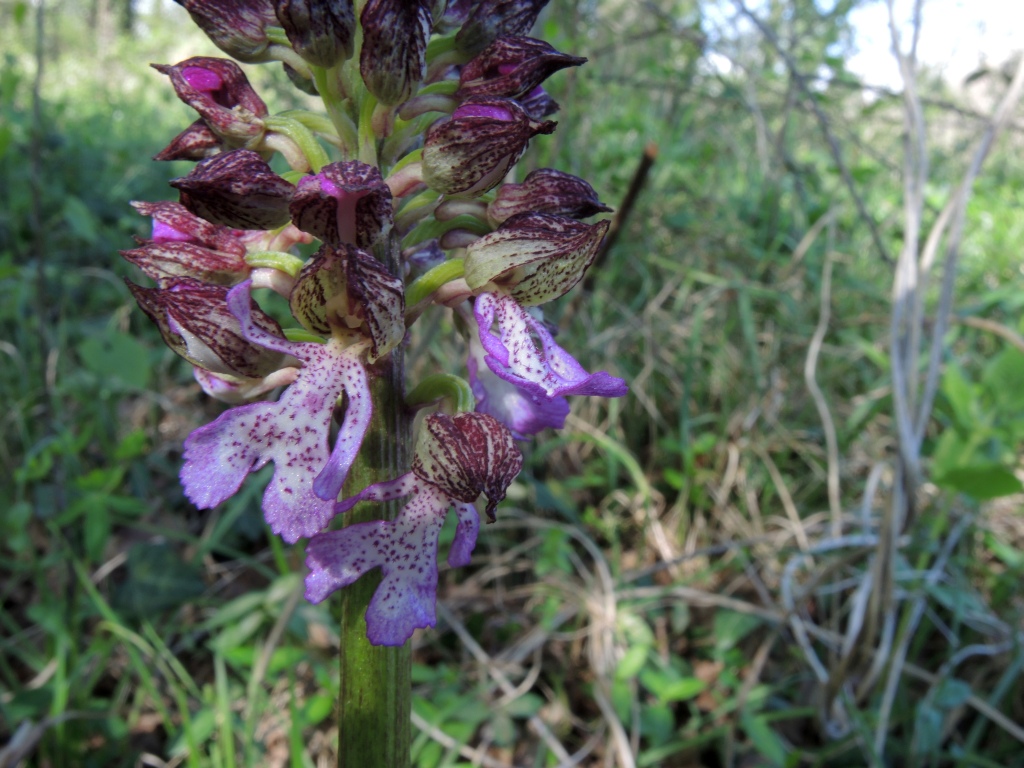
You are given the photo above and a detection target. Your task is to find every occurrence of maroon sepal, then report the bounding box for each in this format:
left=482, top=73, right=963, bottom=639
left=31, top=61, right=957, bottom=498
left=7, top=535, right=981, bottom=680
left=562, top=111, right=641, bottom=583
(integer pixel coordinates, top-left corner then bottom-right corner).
left=457, top=36, right=585, bottom=101
left=289, top=161, right=393, bottom=248
left=174, top=0, right=278, bottom=63
left=275, top=0, right=355, bottom=68
left=454, top=0, right=550, bottom=56
left=488, top=168, right=612, bottom=224
left=127, top=277, right=286, bottom=377
left=359, top=0, right=433, bottom=106
left=171, top=149, right=296, bottom=230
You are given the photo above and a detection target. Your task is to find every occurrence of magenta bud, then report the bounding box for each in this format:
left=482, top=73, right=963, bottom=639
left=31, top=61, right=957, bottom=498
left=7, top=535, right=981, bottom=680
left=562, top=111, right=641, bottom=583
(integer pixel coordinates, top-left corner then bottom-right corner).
left=464, top=211, right=609, bottom=305
left=127, top=277, right=286, bottom=378
left=171, top=149, right=296, bottom=230
left=457, top=36, right=585, bottom=101
left=412, top=412, right=522, bottom=521
left=289, top=161, right=393, bottom=248
left=359, top=0, right=433, bottom=106
left=174, top=0, right=278, bottom=62
left=487, top=168, right=612, bottom=224
left=153, top=57, right=268, bottom=142
left=288, top=244, right=404, bottom=361
left=422, top=97, right=555, bottom=197
left=454, top=0, right=549, bottom=56
left=275, top=0, right=355, bottom=68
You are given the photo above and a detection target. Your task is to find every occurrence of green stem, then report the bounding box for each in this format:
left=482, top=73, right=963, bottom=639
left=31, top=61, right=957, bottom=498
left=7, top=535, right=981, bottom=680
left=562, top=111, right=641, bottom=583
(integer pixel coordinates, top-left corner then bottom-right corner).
left=405, top=258, right=465, bottom=309
left=337, top=233, right=411, bottom=768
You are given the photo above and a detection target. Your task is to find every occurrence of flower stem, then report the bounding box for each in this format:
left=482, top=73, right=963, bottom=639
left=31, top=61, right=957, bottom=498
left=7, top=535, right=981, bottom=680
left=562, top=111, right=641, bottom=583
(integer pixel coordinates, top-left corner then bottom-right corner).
left=337, top=234, right=411, bottom=768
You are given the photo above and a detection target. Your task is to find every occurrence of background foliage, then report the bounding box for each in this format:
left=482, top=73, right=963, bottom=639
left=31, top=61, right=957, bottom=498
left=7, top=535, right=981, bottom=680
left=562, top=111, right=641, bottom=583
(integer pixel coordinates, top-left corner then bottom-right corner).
left=3, top=0, right=1024, bottom=766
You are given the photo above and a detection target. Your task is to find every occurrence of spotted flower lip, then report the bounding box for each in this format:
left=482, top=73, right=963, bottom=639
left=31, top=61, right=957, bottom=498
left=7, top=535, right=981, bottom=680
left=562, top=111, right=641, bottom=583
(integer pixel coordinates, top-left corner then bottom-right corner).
left=126, top=277, right=286, bottom=378
left=176, top=0, right=278, bottom=63
left=464, top=211, right=609, bottom=306
left=457, top=36, right=586, bottom=101
left=454, top=0, right=551, bottom=56
left=180, top=280, right=374, bottom=544
left=422, top=97, right=556, bottom=198
left=171, top=149, right=296, bottom=230
left=474, top=291, right=628, bottom=401
left=289, top=244, right=405, bottom=362
left=153, top=57, right=268, bottom=141
left=275, top=0, right=355, bottom=68
left=467, top=328, right=569, bottom=438
left=289, top=161, right=393, bottom=249
left=304, top=412, right=522, bottom=645
left=487, top=168, right=612, bottom=225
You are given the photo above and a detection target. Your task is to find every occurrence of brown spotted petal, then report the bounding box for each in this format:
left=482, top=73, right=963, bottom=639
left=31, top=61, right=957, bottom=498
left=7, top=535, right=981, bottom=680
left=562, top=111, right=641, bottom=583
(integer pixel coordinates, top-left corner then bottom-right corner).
left=359, top=0, right=433, bottom=106
left=126, top=277, right=286, bottom=378
left=422, top=97, right=555, bottom=197
left=175, top=0, right=278, bottom=62
left=121, top=242, right=249, bottom=286
left=454, top=0, right=549, bottom=56
left=412, top=412, right=522, bottom=520
left=457, top=36, right=585, bottom=101
left=154, top=120, right=223, bottom=161
left=289, top=245, right=404, bottom=361
left=171, top=149, right=296, bottom=230
left=131, top=200, right=247, bottom=256
left=275, top=0, right=355, bottom=68
left=464, top=212, right=608, bottom=306
left=289, top=161, right=393, bottom=248
left=487, top=168, right=612, bottom=224
left=153, top=57, right=268, bottom=141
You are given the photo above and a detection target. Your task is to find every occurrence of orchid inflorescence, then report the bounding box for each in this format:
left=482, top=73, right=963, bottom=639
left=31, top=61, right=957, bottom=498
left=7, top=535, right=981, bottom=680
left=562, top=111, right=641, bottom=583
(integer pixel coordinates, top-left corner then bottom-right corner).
left=125, top=0, right=627, bottom=646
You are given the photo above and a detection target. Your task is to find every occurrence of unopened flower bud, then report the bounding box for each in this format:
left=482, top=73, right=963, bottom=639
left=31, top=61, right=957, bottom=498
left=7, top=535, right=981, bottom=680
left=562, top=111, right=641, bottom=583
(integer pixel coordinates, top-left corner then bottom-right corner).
left=175, top=0, right=278, bottom=63
left=131, top=200, right=247, bottom=255
left=412, top=412, right=522, bottom=520
left=520, top=85, right=559, bottom=119
left=457, top=36, right=585, bottom=101
left=488, top=168, right=611, bottom=224
left=127, top=277, right=286, bottom=377
left=275, top=0, right=355, bottom=68
left=171, top=149, right=296, bottom=230
left=455, top=0, right=549, bottom=56
left=289, top=244, right=404, bottom=361
left=464, top=211, right=608, bottom=305
left=423, top=98, right=555, bottom=197
left=289, top=161, right=392, bottom=248
left=153, top=57, right=268, bottom=142
left=154, top=121, right=222, bottom=161
left=121, top=242, right=249, bottom=286
left=359, top=0, right=433, bottom=106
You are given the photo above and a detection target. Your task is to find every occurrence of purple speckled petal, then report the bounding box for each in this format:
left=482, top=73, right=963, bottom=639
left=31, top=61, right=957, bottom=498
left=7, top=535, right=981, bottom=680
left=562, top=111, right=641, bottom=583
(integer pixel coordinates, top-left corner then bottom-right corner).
left=181, top=282, right=372, bottom=543
left=305, top=483, right=451, bottom=646
left=448, top=503, right=480, bottom=568
left=312, top=356, right=372, bottom=501
left=334, top=472, right=418, bottom=516
left=474, top=292, right=628, bottom=399
left=468, top=338, right=569, bottom=437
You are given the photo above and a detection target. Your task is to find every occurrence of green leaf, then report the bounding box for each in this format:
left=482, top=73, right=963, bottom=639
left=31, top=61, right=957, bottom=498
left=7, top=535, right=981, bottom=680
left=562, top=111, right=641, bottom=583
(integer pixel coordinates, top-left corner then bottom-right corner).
left=933, top=678, right=972, bottom=709
left=78, top=330, right=151, bottom=391
left=936, top=463, right=1022, bottom=501
left=658, top=677, right=706, bottom=703
left=741, top=711, right=787, bottom=766
left=616, top=644, right=650, bottom=681
left=713, top=611, right=763, bottom=657
left=111, top=543, right=206, bottom=618
left=941, top=363, right=975, bottom=427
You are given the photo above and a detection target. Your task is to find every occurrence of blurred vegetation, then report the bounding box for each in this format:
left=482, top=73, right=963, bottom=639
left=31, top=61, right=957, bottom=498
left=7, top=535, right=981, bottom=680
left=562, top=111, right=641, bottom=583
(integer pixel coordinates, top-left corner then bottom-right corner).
left=3, top=0, right=1024, bottom=766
